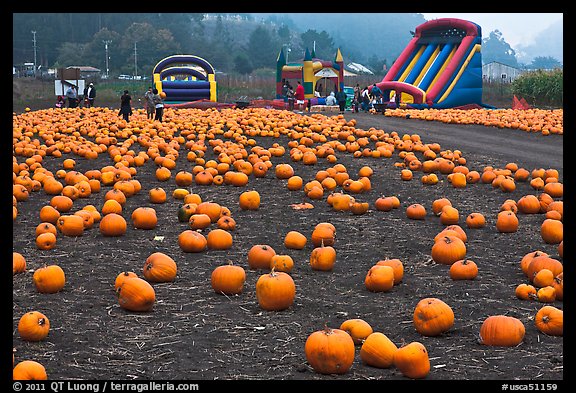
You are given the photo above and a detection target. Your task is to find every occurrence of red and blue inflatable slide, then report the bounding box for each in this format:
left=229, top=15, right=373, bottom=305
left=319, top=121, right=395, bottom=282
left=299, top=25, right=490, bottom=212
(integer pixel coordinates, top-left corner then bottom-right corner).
left=375, top=18, right=488, bottom=109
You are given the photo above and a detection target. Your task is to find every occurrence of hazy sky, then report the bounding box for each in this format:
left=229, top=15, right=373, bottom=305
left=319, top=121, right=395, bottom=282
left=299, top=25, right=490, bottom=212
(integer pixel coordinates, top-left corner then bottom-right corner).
left=421, top=13, right=563, bottom=48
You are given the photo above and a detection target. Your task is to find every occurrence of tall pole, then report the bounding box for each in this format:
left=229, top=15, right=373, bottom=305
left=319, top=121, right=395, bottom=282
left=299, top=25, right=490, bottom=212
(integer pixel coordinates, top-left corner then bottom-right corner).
left=31, top=30, right=37, bottom=77
left=103, top=40, right=111, bottom=78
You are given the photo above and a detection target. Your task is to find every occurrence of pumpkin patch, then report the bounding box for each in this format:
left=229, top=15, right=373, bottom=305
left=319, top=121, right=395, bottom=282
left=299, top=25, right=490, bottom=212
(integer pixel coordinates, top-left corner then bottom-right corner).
left=12, top=104, right=562, bottom=380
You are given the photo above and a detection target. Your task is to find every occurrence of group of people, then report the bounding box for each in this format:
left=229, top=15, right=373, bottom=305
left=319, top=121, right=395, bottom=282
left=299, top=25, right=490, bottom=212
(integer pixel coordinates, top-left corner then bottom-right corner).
left=351, top=83, right=401, bottom=113
left=60, top=83, right=97, bottom=109
left=281, top=79, right=306, bottom=112
left=281, top=79, right=347, bottom=114
left=57, top=83, right=165, bottom=123
left=118, top=87, right=165, bottom=122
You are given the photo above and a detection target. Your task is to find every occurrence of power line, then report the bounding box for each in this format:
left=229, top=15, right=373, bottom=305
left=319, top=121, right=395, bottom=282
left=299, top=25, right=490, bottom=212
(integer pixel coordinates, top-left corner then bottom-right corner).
left=32, top=30, right=37, bottom=76
left=103, top=40, right=112, bottom=78
left=134, top=42, right=138, bottom=77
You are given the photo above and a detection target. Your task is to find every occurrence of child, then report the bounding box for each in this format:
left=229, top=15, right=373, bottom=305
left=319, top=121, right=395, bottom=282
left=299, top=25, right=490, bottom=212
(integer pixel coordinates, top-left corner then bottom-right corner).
left=55, top=95, right=65, bottom=108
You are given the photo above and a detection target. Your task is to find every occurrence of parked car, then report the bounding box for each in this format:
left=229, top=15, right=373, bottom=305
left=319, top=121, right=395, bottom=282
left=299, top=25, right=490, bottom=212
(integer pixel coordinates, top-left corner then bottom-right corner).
left=118, top=74, right=132, bottom=80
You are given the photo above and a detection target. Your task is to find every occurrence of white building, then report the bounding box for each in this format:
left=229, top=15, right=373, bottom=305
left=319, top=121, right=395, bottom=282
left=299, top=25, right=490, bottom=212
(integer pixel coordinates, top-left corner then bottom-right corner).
left=482, top=61, right=525, bottom=83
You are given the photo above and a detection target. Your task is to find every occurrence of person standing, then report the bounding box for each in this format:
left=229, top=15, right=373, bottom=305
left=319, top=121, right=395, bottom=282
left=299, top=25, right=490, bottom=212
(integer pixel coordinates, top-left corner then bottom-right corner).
left=83, top=83, right=96, bottom=108
left=286, top=83, right=295, bottom=111
left=335, top=89, right=347, bottom=114
left=281, top=79, right=289, bottom=103
left=143, top=87, right=156, bottom=120
left=118, top=90, right=132, bottom=122
left=395, top=90, right=401, bottom=108
left=353, top=83, right=361, bottom=113
left=295, top=80, right=305, bottom=112
left=325, top=91, right=337, bottom=106
left=371, top=83, right=383, bottom=104
left=361, top=86, right=371, bottom=112
left=152, top=88, right=165, bottom=122
left=66, top=85, right=78, bottom=108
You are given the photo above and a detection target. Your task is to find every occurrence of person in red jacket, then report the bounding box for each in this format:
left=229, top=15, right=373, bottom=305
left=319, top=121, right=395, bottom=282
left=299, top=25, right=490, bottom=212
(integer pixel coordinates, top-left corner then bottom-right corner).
left=295, top=81, right=305, bottom=112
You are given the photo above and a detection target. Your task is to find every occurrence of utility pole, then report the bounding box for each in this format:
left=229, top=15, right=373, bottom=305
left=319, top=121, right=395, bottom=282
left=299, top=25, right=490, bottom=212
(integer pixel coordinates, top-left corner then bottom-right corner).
left=32, top=30, right=37, bottom=77
left=103, top=40, right=111, bottom=78
left=134, top=42, right=138, bottom=78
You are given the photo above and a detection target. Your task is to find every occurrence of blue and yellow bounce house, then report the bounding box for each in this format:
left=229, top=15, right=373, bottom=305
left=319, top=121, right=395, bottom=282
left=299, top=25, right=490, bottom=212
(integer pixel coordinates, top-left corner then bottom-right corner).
left=152, top=55, right=219, bottom=108
left=373, top=18, right=489, bottom=109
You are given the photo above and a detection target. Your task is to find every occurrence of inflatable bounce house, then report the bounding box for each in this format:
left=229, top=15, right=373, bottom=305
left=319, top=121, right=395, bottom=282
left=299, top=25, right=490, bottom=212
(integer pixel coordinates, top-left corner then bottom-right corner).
left=373, top=18, right=487, bottom=109
left=152, top=55, right=219, bottom=108
left=276, top=47, right=345, bottom=100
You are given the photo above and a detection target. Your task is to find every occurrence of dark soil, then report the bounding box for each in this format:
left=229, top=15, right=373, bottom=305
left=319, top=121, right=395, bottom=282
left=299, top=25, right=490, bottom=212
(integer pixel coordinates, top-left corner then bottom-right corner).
left=12, top=105, right=563, bottom=382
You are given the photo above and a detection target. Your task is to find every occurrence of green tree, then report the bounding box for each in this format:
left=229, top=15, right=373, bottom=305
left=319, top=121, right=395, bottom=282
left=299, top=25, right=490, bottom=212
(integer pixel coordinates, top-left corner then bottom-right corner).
left=482, top=30, right=518, bottom=67
left=300, top=29, right=335, bottom=60
left=247, top=26, right=277, bottom=69
left=527, top=56, right=562, bottom=70
left=54, top=42, right=86, bottom=67
left=234, top=53, right=254, bottom=75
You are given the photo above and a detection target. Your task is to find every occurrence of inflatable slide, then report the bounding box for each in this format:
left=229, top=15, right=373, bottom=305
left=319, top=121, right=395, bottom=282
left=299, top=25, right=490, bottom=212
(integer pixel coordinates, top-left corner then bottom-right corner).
left=375, top=18, right=485, bottom=109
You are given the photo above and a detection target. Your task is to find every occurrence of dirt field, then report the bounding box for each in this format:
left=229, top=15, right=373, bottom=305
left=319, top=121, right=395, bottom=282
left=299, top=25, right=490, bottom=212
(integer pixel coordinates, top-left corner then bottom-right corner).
left=12, top=105, right=563, bottom=381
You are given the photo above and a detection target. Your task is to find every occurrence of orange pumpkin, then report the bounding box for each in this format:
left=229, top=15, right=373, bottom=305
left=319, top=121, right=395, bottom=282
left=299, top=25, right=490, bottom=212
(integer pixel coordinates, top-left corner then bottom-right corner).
left=239, top=190, right=261, bottom=210
left=340, top=318, right=373, bottom=345
left=131, top=207, right=157, bottom=230
left=413, top=298, right=454, bottom=336
left=284, top=231, right=307, bottom=250
left=431, top=235, right=466, bottom=265
left=13, top=360, right=48, bottom=380
left=310, top=244, right=336, bottom=271
left=114, top=271, right=138, bottom=290
left=365, top=264, right=395, bottom=292
left=479, top=315, right=525, bottom=346
left=206, top=229, right=233, bottom=250
left=255, top=269, right=295, bottom=311
left=449, top=259, right=478, bottom=280
left=247, top=244, right=276, bottom=269
left=18, top=311, right=50, bottom=341
left=211, top=263, right=246, bottom=295
left=33, top=264, right=66, bottom=293
left=116, top=276, right=156, bottom=312
left=143, top=252, right=177, bottom=283
left=534, top=305, right=563, bottom=336
left=13, top=252, right=26, bottom=275
left=393, top=341, right=430, bottom=379
left=360, top=332, right=398, bottom=368
left=99, top=213, right=127, bottom=237
left=305, top=327, right=355, bottom=374
left=178, top=230, right=207, bottom=252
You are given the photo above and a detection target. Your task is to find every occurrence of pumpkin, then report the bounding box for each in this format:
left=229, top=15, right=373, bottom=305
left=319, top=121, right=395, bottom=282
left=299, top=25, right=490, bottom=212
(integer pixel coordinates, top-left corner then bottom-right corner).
left=439, top=205, right=459, bottom=225
left=520, top=250, right=549, bottom=277
left=375, top=196, right=395, bottom=212
left=431, top=235, right=466, bottom=265
left=211, top=262, right=246, bottom=295
left=311, top=224, right=336, bottom=247
left=365, top=265, right=395, bottom=292
left=13, top=252, right=26, bottom=275
left=479, top=315, right=525, bottom=346
left=534, top=305, right=563, bottom=336
left=526, top=255, right=563, bottom=280
left=13, top=360, right=48, bottom=380
left=74, top=209, right=95, bottom=229
left=406, top=203, right=426, bottom=220
left=206, top=229, right=233, bottom=250
left=39, top=205, right=61, bottom=224
left=496, top=210, right=519, bottom=233
left=449, top=259, right=478, bottom=280
left=536, top=286, right=556, bottom=303
left=270, top=254, right=294, bottom=273
left=310, top=244, right=336, bottom=271
left=439, top=224, right=467, bottom=242
left=35, top=232, right=57, bottom=250
left=216, top=216, right=236, bottom=231
left=188, top=213, right=212, bottom=230
left=18, top=311, right=50, bottom=341
left=149, top=187, right=167, bottom=204
left=33, top=264, right=65, bottom=293
left=131, top=207, right=157, bottom=230
left=304, top=327, right=355, bottom=374
left=255, top=269, right=295, bottom=311
left=375, top=258, right=404, bottom=283
left=393, top=341, right=430, bottom=379
left=177, top=203, right=197, bottom=222
left=340, top=318, right=373, bottom=345
left=552, top=273, right=563, bottom=300
left=239, top=190, right=261, bottom=210
left=517, top=194, right=541, bottom=214
left=432, top=198, right=452, bottom=216
left=275, top=163, right=295, bottom=179
left=247, top=244, right=276, bottom=269
left=99, top=213, right=127, bottom=237
left=532, top=268, right=554, bottom=287
left=178, top=230, right=207, bottom=253
left=101, top=199, right=123, bottom=215
left=515, top=283, right=537, bottom=300
left=284, top=231, right=307, bottom=250
left=116, top=276, right=156, bottom=312
left=56, top=214, right=84, bottom=236
left=413, top=298, right=455, bottom=336
left=540, top=218, right=563, bottom=244
left=114, top=271, right=138, bottom=290
left=465, top=213, right=486, bottom=229
left=360, top=332, right=398, bottom=368
left=195, top=202, right=222, bottom=223
left=143, top=252, right=177, bottom=283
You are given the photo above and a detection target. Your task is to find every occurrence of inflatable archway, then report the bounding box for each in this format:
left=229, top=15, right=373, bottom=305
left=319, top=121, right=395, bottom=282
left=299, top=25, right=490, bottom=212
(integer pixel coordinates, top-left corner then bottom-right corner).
left=152, top=55, right=217, bottom=103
